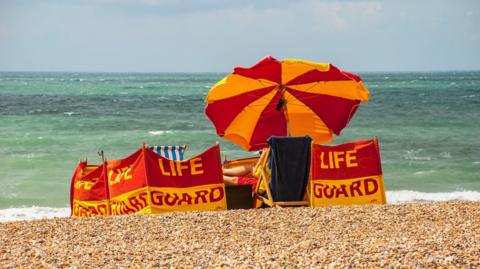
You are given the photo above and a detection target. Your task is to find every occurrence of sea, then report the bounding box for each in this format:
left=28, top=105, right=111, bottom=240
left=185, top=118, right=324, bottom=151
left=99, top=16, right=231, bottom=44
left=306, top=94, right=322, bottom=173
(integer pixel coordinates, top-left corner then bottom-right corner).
left=1, top=71, right=479, bottom=221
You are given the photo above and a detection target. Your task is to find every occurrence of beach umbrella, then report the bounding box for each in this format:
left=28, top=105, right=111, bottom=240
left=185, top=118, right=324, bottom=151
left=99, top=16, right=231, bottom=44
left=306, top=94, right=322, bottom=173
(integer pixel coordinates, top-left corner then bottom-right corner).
left=205, top=56, right=369, bottom=151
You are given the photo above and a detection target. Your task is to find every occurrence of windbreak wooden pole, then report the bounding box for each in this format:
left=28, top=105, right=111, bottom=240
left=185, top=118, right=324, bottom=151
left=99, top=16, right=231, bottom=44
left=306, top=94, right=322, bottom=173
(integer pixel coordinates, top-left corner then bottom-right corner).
left=98, top=150, right=105, bottom=162
left=97, top=149, right=110, bottom=215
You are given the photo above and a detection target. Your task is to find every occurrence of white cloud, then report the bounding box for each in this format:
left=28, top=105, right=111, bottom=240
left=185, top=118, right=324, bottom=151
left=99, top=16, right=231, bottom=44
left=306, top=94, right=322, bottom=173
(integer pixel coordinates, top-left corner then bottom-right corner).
left=309, top=1, right=382, bottom=31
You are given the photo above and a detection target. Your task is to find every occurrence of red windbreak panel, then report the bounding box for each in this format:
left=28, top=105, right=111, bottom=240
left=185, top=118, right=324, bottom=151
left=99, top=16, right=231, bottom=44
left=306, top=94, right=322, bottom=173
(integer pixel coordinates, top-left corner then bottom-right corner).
left=287, top=88, right=360, bottom=135
left=286, top=64, right=358, bottom=85
left=70, top=161, right=87, bottom=211
left=73, top=163, right=109, bottom=201
left=311, top=139, right=382, bottom=180
left=205, top=86, right=276, bottom=136
left=108, top=145, right=223, bottom=196
left=146, top=144, right=223, bottom=188
left=248, top=91, right=287, bottom=151
left=108, top=148, right=148, bottom=197
left=233, top=56, right=282, bottom=84
left=108, top=149, right=142, bottom=169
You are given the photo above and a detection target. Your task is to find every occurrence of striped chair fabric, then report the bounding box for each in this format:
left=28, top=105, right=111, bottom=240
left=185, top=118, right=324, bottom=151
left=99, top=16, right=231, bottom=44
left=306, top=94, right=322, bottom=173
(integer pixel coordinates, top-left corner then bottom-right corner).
left=148, top=145, right=187, bottom=161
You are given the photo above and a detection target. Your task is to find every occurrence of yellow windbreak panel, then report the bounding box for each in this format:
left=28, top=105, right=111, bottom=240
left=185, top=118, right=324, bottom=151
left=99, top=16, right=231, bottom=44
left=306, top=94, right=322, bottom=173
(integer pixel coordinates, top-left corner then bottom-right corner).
left=281, top=59, right=330, bottom=85
left=206, top=74, right=277, bottom=103
left=288, top=80, right=369, bottom=101
left=110, top=187, right=152, bottom=215
left=310, top=176, right=386, bottom=206
left=284, top=92, right=333, bottom=144
left=223, top=89, right=277, bottom=150
left=149, top=185, right=227, bottom=213
left=72, top=199, right=110, bottom=217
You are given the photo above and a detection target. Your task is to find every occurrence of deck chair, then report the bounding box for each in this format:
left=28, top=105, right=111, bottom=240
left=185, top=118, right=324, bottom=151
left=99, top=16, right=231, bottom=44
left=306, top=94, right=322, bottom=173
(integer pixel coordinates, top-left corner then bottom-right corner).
left=145, top=144, right=187, bottom=161
left=254, top=136, right=312, bottom=207
left=222, top=156, right=260, bottom=169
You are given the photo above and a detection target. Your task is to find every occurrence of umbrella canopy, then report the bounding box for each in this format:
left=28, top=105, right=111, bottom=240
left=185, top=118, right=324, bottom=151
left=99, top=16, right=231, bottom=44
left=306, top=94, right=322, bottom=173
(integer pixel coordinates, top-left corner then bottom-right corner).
left=205, top=56, right=369, bottom=151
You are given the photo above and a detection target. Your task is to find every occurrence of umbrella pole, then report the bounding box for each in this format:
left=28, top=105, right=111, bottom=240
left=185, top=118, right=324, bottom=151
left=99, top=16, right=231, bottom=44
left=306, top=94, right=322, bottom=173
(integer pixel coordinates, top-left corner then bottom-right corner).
left=278, top=85, right=291, bottom=136
left=284, top=103, right=291, bottom=136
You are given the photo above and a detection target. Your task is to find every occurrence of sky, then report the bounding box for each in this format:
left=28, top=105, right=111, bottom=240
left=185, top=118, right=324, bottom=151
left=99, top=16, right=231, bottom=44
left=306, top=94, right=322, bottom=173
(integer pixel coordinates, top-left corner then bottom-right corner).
left=0, top=0, right=479, bottom=72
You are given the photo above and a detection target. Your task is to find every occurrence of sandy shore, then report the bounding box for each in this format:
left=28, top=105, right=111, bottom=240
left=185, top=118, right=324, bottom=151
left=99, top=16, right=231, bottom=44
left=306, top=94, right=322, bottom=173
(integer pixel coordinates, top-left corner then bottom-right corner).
left=0, top=202, right=479, bottom=268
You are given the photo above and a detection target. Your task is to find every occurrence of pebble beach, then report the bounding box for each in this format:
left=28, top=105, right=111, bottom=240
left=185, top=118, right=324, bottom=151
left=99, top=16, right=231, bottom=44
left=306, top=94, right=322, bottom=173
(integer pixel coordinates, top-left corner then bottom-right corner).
left=1, top=201, right=479, bottom=268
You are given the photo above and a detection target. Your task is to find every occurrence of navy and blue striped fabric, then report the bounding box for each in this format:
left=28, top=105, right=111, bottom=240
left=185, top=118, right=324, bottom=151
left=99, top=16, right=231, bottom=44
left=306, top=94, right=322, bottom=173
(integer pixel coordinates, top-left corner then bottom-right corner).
left=149, top=145, right=186, bottom=161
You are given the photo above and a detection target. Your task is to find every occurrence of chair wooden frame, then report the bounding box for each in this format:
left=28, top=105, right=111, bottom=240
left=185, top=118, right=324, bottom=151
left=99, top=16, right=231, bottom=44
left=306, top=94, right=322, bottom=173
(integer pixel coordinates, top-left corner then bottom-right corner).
left=253, top=147, right=311, bottom=208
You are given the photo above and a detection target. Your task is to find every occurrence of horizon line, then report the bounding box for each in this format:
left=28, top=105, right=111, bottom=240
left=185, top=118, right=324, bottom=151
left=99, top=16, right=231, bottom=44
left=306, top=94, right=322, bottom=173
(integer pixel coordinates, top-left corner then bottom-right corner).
left=1, top=69, right=480, bottom=74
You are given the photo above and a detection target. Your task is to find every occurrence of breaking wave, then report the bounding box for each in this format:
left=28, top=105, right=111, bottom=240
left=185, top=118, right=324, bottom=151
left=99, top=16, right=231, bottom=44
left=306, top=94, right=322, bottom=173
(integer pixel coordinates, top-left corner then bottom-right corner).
left=0, top=207, right=70, bottom=223
left=386, top=190, right=480, bottom=203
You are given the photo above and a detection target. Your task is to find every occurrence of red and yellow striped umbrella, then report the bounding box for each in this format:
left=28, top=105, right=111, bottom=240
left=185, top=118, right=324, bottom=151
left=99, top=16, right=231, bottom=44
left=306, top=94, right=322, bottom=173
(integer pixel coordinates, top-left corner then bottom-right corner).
left=205, top=56, right=369, bottom=151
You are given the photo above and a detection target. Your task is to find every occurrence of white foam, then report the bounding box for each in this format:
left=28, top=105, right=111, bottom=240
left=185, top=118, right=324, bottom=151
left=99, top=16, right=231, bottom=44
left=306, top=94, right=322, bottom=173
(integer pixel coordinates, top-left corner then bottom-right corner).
left=403, top=149, right=433, bottom=161
left=0, top=207, right=69, bottom=223
left=1, top=191, right=480, bottom=222
left=148, top=130, right=173, bottom=136
left=413, top=170, right=436, bottom=175
left=439, top=152, right=451, bottom=158
left=386, top=190, right=480, bottom=204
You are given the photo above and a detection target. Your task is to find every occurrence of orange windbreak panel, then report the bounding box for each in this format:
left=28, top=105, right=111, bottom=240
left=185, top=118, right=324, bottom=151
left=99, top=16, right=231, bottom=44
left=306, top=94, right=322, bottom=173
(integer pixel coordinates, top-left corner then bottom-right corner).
left=310, top=138, right=386, bottom=206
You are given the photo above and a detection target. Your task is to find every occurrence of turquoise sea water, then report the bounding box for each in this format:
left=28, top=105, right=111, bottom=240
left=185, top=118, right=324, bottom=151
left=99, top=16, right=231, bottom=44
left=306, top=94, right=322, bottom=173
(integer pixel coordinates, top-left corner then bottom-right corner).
left=0, top=71, right=479, bottom=214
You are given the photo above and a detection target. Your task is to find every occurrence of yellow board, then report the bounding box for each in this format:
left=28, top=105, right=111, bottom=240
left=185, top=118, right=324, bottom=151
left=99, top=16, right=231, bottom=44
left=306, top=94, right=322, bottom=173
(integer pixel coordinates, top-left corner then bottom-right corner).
left=72, top=199, right=110, bottom=217
left=310, top=175, right=386, bottom=207
left=109, top=184, right=227, bottom=215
